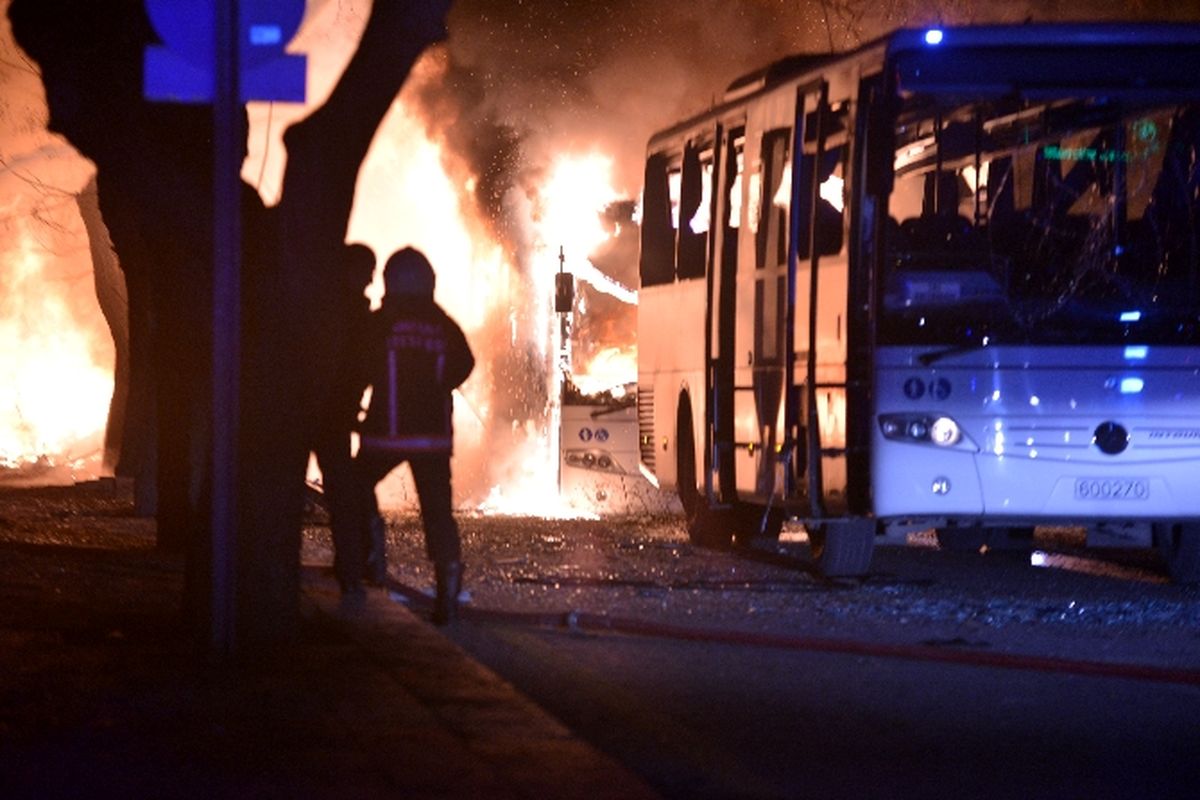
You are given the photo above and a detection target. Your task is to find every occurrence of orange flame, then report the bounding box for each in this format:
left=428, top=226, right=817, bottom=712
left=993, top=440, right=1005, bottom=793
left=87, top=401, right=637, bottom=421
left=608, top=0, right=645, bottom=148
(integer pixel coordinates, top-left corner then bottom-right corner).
left=246, top=12, right=639, bottom=516
left=332, top=69, right=630, bottom=515
left=572, top=346, right=637, bottom=398
left=0, top=225, right=113, bottom=474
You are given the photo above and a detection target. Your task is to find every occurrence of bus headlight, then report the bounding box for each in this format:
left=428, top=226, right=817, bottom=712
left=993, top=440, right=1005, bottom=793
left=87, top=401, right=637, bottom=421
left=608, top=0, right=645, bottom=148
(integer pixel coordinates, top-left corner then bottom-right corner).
left=907, top=419, right=929, bottom=439
left=879, top=413, right=970, bottom=449
left=929, top=417, right=961, bottom=447
left=563, top=449, right=623, bottom=473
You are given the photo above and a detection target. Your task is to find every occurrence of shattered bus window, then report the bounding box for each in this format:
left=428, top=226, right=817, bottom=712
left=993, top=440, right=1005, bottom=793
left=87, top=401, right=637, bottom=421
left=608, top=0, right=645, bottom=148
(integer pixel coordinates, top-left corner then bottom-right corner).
left=881, top=97, right=1200, bottom=347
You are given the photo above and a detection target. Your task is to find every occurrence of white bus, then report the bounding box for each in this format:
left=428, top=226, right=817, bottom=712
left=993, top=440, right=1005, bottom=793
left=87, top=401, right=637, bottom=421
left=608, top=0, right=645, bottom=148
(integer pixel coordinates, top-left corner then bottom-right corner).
left=636, top=23, right=1200, bottom=580
left=559, top=380, right=655, bottom=514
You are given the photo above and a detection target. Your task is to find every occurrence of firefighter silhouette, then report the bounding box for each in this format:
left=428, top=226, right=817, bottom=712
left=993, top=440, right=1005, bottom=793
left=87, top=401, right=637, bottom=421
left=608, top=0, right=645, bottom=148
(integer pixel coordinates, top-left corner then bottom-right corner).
left=353, top=247, right=475, bottom=624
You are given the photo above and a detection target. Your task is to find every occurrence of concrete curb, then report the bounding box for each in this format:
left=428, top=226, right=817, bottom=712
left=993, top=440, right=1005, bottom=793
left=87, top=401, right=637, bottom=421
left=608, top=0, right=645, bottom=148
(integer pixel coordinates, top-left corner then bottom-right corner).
left=302, top=569, right=661, bottom=799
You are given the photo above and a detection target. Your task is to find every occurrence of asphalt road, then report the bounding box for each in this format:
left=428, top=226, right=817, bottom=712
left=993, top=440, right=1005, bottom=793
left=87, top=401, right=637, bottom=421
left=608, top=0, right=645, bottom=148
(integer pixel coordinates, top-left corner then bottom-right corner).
left=447, top=616, right=1199, bottom=799
left=347, top=515, right=1200, bottom=799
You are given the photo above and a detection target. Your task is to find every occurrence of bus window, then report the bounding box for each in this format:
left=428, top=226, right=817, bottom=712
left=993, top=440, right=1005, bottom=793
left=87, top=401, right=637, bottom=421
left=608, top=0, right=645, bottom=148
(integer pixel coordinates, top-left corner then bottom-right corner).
left=691, top=150, right=715, bottom=235
left=880, top=96, right=1200, bottom=347
left=639, top=152, right=676, bottom=287
left=669, top=166, right=682, bottom=229
left=721, top=131, right=745, bottom=273
left=677, top=142, right=713, bottom=280
left=728, top=136, right=744, bottom=230
left=795, top=146, right=847, bottom=260
left=757, top=129, right=791, bottom=270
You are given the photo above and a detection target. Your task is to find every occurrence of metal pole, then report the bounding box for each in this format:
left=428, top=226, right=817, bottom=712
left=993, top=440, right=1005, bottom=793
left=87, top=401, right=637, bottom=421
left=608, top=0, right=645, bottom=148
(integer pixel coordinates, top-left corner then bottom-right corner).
left=806, top=84, right=828, bottom=519
left=211, top=0, right=241, bottom=659
left=556, top=246, right=568, bottom=495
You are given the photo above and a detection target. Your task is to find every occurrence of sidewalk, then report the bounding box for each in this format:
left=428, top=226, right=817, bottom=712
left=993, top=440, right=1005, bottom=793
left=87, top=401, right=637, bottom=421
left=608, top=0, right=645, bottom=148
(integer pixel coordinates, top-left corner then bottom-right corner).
left=0, top=483, right=659, bottom=799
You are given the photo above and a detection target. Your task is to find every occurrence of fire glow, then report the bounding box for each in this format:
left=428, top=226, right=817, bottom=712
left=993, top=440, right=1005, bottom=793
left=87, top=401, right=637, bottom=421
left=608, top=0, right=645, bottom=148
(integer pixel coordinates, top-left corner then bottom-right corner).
left=330, top=63, right=636, bottom=516
left=0, top=225, right=113, bottom=473
left=3, top=4, right=640, bottom=515
left=239, top=6, right=640, bottom=516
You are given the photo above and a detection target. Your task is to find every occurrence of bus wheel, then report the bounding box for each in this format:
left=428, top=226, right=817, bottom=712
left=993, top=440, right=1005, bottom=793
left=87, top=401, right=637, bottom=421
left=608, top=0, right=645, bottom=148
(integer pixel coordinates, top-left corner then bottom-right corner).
left=677, top=427, right=699, bottom=519
left=1153, top=523, right=1200, bottom=584
left=808, top=519, right=875, bottom=577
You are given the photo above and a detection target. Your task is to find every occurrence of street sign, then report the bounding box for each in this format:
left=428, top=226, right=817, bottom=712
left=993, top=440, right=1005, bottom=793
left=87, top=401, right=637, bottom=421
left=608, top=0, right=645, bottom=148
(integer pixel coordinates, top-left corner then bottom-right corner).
left=143, top=0, right=307, bottom=103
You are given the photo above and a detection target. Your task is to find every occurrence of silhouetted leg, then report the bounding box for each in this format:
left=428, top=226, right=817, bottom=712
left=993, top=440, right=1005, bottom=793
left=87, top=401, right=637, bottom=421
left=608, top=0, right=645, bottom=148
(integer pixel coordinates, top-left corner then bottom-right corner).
left=410, top=455, right=460, bottom=564
left=411, top=455, right=461, bottom=624
left=353, top=450, right=403, bottom=585
left=314, top=431, right=363, bottom=593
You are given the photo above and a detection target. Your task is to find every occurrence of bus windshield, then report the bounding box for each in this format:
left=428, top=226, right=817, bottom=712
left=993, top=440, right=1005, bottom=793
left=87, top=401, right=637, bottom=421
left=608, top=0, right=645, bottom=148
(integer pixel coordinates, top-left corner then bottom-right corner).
left=880, top=94, right=1200, bottom=347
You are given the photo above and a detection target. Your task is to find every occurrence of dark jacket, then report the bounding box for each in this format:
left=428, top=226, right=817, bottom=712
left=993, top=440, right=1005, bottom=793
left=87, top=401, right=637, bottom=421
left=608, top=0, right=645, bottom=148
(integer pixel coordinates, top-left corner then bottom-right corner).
left=358, top=296, right=474, bottom=455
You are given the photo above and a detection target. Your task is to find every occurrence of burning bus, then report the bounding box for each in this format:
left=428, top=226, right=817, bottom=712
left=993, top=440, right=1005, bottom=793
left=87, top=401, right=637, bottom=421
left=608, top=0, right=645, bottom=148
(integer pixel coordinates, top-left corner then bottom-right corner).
left=558, top=378, right=645, bottom=513
left=636, top=23, right=1200, bottom=580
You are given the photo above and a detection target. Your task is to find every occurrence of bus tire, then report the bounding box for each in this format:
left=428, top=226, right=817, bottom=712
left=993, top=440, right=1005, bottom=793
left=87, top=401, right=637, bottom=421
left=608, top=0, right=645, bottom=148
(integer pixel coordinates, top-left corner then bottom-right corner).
left=1153, top=523, right=1200, bottom=585
left=808, top=519, right=876, bottom=577
left=677, top=416, right=700, bottom=520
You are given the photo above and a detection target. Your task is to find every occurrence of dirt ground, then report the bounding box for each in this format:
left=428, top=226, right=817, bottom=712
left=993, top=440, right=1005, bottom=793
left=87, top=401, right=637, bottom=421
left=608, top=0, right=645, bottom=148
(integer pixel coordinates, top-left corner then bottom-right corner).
left=0, top=480, right=177, bottom=722
left=0, top=482, right=358, bottom=797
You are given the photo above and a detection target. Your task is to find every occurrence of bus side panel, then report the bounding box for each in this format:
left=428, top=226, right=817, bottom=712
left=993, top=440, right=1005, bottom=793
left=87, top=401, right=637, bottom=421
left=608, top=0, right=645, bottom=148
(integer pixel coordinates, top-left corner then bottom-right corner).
left=637, top=279, right=708, bottom=491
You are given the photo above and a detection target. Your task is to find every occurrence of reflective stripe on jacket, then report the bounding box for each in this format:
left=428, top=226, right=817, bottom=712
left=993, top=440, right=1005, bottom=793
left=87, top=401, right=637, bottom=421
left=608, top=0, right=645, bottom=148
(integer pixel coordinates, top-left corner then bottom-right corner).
left=359, top=298, right=474, bottom=456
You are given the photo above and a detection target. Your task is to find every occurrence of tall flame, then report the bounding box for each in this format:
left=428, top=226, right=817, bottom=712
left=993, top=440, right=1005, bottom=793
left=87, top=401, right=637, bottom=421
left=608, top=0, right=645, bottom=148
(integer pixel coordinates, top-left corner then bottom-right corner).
left=0, top=224, right=113, bottom=474
left=537, top=153, right=621, bottom=264
left=1, top=2, right=638, bottom=508
left=572, top=346, right=637, bottom=398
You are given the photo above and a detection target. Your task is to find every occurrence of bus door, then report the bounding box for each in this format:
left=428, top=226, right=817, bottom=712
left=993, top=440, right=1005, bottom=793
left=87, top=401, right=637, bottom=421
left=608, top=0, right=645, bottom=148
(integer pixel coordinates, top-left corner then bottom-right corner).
left=729, top=112, right=792, bottom=504
left=791, top=85, right=851, bottom=515
left=747, top=125, right=792, bottom=502
left=708, top=124, right=743, bottom=506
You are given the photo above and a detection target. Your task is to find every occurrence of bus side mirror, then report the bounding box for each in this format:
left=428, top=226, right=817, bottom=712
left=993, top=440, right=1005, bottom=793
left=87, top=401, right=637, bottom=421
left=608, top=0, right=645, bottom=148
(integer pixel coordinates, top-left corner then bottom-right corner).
left=555, top=271, right=575, bottom=313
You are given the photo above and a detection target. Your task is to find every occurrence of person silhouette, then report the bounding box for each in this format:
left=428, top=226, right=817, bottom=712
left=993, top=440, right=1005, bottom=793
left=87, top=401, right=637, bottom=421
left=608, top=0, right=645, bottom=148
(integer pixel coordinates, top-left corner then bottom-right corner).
left=353, top=247, right=474, bottom=624
left=312, top=244, right=377, bottom=599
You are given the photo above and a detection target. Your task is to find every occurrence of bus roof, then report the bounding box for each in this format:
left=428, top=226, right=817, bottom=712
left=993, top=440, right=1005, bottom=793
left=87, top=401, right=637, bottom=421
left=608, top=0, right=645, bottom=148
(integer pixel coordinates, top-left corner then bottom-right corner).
left=885, top=22, right=1200, bottom=55
left=649, top=21, right=1200, bottom=149
left=743, top=22, right=1200, bottom=93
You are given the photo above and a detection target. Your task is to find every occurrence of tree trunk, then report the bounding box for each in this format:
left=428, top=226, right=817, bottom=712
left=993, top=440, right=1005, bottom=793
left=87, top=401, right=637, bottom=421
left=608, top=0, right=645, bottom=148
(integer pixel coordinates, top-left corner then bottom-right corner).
left=232, top=0, right=452, bottom=647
